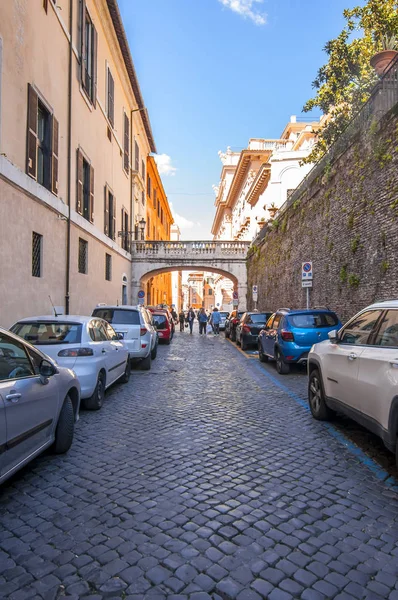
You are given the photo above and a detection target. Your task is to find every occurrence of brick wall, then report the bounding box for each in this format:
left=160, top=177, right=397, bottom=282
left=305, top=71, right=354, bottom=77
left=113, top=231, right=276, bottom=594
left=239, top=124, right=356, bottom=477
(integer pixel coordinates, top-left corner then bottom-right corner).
left=247, top=107, right=398, bottom=323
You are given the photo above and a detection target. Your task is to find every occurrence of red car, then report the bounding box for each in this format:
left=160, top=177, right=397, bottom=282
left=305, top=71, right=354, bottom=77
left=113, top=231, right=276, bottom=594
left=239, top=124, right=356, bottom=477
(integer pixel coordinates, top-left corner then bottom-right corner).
left=150, top=310, right=174, bottom=344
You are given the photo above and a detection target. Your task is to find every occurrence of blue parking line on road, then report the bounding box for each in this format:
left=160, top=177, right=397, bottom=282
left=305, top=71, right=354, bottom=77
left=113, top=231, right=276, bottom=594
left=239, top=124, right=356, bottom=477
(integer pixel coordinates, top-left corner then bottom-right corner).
left=228, top=341, right=398, bottom=491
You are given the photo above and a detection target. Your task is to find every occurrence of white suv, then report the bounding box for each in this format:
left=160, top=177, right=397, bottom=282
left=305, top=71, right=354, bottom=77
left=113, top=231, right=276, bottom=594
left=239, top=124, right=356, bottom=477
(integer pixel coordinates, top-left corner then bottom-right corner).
left=308, top=300, right=398, bottom=465
left=92, top=305, right=158, bottom=370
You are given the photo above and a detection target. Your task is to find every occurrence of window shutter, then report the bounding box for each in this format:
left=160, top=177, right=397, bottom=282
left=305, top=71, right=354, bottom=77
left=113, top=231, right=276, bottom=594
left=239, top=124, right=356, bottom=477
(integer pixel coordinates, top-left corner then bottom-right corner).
left=92, top=25, right=98, bottom=107
left=108, top=69, right=114, bottom=127
left=112, top=196, right=116, bottom=240
left=27, top=84, right=38, bottom=179
left=104, top=187, right=109, bottom=235
left=123, top=113, right=129, bottom=172
left=80, top=0, right=86, bottom=84
left=121, top=207, right=125, bottom=247
left=51, top=116, right=59, bottom=195
left=76, top=149, right=83, bottom=214
left=89, top=164, right=95, bottom=223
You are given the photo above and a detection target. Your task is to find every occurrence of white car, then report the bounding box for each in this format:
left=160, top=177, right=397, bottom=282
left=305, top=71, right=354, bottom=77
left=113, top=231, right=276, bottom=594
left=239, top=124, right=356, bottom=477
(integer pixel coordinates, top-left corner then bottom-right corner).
left=308, top=300, right=398, bottom=465
left=11, top=315, right=130, bottom=410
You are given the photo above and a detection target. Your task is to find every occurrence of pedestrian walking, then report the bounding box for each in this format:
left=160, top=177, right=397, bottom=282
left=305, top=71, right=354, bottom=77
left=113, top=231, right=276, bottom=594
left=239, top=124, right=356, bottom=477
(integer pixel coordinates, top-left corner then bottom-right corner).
left=187, top=307, right=195, bottom=334
left=171, top=308, right=178, bottom=323
left=210, top=307, right=221, bottom=335
left=178, top=309, right=185, bottom=332
left=198, top=307, right=208, bottom=335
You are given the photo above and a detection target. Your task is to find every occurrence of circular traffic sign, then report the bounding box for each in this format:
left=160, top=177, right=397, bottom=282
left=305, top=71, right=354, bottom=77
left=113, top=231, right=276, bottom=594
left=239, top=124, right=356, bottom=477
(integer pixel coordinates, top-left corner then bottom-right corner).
left=303, top=262, right=312, bottom=272
left=233, top=291, right=238, bottom=299
left=137, top=290, right=145, bottom=299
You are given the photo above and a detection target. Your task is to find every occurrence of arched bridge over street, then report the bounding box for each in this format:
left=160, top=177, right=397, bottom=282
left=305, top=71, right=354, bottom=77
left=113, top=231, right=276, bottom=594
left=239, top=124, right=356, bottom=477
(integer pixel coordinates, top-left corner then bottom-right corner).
left=131, top=240, right=250, bottom=310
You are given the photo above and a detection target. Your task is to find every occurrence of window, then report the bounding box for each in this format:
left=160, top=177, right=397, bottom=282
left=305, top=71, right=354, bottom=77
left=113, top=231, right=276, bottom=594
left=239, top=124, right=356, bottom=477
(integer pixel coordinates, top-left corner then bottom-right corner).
left=340, top=310, right=382, bottom=345
left=32, top=232, right=42, bottom=278
left=153, top=225, right=156, bottom=239
left=288, top=312, right=339, bottom=329
left=107, top=68, right=114, bottom=126
left=373, top=311, right=398, bottom=347
left=147, top=216, right=150, bottom=238
left=78, top=238, right=88, bottom=274
left=157, top=199, right=160, bottom=218
left=12, top=322, right=82, bottom=345
left=147, top=176, right=151, bottom=198
left=0, top=334, right=34, bottom=381
left=121, top=208, right=129, bottom=251
left=153, top=188, right=157, bottom=209
left=104, top=186, right=116, bottom=239
left=134, top=140, right=139, bottom=171
left=26, top=84, right=58, bottom=194
left=161, top=208, right=164, bottom=225
left=141, top=159, right=145, bottom=181
left=123, top=113, right=130, bottom=172
left=76, top=149, right=94, bottom=222
left=81, top=2, right=98, bottom=104
left=89, top=320, right=108, bottom=342
left=105, top=253, right=112, bottom=281
left=208, top=289, right=213, bottom=296
left=142, top=191, right=145, bottom=205
left=92, top=308, right=140, bottom=325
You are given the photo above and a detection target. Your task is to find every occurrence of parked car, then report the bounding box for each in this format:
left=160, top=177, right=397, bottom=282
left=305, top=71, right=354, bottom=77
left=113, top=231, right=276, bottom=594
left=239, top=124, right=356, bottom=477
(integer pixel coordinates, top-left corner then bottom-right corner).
left=219, top=311, right=230, bottom=331
left=225, top=310, right=245, bottom=341
left=258, top=308, right=342, bottom=374
left=0, top=327, right=80, bottom=484
left=11, top=316, right=130, bottom=410
left=92, top=305, right=158, bottom=370
left=236, top=312, right=272, bottom=350
left=148, top=306, right=175, bottom=337
left=308, top=300, right=398, bottom=464
left=152, top=311, right=174, bottom=344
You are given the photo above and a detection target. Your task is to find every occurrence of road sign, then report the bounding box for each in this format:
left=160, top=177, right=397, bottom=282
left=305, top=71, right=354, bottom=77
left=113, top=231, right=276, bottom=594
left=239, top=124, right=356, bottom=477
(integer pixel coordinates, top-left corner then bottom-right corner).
left=252, top=284, right=258, bottom=303
left=233, top=299, right=239, bottom=307
left=302, top=280, right=313, bottom=288
left=137, top=290, right=145, bottom=299
left=138, top=297, right=145, bottom=304
left=216, top=303, right=220, bottom=307
left=302, top=262, right=313, bottom=280
left=233, top=291, right=238, bottom=300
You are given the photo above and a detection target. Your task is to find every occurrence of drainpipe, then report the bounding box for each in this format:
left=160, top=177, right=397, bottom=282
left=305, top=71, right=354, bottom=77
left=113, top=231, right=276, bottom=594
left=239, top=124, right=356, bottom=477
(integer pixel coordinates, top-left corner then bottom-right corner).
left=65, top=0, right=73, bottom=314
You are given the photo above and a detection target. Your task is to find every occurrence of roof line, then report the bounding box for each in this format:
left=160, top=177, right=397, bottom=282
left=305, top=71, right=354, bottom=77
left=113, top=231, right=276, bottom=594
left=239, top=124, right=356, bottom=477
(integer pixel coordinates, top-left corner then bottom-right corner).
left=106, top=0, right=157, bottom=153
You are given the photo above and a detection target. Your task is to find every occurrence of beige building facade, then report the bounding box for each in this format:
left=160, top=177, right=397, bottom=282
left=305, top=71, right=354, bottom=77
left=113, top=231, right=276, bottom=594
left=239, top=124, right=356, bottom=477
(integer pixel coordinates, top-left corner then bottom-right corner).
left=0, top=0, right=155, bottom=327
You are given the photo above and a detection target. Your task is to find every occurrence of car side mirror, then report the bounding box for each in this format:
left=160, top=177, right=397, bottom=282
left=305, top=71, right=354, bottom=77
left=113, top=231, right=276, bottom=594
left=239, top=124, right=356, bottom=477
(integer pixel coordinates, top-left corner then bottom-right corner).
left=328, top=330, right=338, bottom=343
left=39, top=359, right=57, bottom=382
left=116, top=332, right=124, bottom=340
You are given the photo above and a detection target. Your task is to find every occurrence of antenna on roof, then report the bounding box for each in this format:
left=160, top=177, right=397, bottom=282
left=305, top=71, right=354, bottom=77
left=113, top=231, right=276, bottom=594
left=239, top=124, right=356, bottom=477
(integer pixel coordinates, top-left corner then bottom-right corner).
left=49, top=295, right=59, bottom=317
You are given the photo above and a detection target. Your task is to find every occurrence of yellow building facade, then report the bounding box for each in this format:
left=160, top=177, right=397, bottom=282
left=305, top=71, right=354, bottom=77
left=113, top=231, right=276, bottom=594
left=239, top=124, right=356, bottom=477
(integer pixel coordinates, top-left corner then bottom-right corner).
left=145, top=156, right=174, bottom=306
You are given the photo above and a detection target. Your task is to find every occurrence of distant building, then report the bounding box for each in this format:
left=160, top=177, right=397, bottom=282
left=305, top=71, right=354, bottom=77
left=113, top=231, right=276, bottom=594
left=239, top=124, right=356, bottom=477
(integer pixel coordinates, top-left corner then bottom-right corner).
left=170, top=224, right=183, bottom=312
left=187, top=273, right=204, bottom=309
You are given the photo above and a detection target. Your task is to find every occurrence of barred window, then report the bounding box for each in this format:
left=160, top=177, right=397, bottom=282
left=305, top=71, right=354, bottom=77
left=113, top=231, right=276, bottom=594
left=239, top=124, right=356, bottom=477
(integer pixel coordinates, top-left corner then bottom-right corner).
left=32, top=232, right=42, bottom=277
left=105, top=253, right=112, bottom=281
left=78, top=238, right=88, bottom=274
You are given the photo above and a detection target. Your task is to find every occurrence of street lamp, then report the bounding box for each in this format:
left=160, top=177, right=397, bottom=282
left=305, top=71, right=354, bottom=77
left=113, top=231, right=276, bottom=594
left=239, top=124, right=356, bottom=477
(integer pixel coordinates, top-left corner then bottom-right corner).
left=139, top=217, right=146, bottom=240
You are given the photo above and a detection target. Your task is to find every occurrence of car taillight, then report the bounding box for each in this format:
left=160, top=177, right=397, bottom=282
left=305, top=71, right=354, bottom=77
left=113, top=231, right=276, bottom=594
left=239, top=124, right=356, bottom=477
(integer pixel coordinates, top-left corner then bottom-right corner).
left=58, top=348, right=94, bottom=357
left=242, top=325, right=251, bottom=333
left=140, top=327, right=148, bottom=336
left=281, top=330, right=294, bottom=342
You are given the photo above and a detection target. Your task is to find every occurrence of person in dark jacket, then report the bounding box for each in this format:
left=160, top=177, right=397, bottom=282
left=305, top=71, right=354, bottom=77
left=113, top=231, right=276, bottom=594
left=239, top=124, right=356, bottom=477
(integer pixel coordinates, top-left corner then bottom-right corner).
left=198, top=307, right=208, bottom=335
left=187, top=307, right=195, bottom=334
left=178, top=310, right=185, bottom=332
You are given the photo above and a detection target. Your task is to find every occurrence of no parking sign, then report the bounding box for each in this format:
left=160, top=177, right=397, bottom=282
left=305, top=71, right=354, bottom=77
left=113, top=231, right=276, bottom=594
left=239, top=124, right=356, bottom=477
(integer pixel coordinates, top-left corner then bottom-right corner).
left=302, top=262, right=313, bottom=280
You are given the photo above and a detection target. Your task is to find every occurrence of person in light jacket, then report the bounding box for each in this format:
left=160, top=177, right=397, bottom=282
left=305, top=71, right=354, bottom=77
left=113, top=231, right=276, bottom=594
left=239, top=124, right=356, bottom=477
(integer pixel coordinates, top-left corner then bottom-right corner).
left=198, top=308, right=208, bottom=335
left=210, top=307, right=222, bottom=335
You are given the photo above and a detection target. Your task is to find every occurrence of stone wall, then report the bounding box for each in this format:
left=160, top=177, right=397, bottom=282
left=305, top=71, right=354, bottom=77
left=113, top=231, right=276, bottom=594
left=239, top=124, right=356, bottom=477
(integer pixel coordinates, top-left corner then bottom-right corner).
left=247, top=106, right=398, bottom=323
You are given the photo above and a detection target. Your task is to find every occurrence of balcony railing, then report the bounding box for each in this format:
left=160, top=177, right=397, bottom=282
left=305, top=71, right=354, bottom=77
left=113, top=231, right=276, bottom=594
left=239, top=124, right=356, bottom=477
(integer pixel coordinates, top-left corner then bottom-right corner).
left=130, top=240, right=250, bottom=257
left=248, top=139, right=294, bottom=151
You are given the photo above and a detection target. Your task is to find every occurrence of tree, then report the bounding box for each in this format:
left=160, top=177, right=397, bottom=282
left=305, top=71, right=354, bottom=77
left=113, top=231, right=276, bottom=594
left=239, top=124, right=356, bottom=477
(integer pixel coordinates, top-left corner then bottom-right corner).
left=303, top=0, right=398, bottom=164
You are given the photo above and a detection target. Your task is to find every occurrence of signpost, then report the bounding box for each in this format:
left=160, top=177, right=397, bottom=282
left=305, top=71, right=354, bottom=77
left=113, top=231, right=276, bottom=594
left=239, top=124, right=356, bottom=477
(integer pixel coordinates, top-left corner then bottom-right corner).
left=138, top=290, right=145, bottom=306
left=252, top=285, right=258, bottom=311
left=233, top=290, right=239, bottom=307
left=301, top=262, right=313, bottom=309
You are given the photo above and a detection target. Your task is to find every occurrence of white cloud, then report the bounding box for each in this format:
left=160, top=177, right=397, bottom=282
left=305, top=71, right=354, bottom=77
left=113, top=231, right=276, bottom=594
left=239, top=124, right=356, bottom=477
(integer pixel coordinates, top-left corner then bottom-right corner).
left=154, top=154, right=177, bottom=176
left=218, top=0, right=267, bottom=25
left=170, top=202, right=199, bottom=231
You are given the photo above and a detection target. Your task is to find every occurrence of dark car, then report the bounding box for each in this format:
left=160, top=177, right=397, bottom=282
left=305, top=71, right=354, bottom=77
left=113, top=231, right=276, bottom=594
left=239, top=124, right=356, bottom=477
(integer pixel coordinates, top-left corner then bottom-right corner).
left=225, top=310, right=245, bottom=341
left=258, top=307, right=342, bottom=374
left=236, top=312, right=273, bottom=350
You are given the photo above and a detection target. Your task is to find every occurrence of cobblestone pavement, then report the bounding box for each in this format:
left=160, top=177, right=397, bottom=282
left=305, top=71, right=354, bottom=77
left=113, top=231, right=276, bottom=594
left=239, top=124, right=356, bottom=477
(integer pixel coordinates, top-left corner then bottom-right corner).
left=1, top=331, right=398, bottom=600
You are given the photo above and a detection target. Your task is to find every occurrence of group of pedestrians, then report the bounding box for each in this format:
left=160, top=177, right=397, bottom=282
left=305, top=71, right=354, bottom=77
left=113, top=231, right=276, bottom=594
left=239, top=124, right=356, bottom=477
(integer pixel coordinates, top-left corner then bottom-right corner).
left=178, top=307, right=222, bottom=335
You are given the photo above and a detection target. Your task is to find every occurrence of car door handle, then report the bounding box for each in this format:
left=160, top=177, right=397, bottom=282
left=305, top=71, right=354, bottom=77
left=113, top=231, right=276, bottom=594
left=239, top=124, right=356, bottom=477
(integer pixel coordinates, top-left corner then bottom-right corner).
left=348, top=353, right=357, bottom=361
left=102, top=349, right=107, bottom=354
left=6, top=392, right=21, bottom=402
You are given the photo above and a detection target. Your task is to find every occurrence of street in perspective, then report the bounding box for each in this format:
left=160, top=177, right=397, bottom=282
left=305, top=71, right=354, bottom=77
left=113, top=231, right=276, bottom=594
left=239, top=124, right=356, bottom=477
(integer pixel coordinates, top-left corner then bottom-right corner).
left=1, top=0, right=398, bottom=599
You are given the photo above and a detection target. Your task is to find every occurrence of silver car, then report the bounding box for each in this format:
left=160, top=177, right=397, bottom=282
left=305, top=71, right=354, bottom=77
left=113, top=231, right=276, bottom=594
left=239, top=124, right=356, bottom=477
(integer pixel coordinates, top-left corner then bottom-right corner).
left=92, top=305, right=158, bottom=370
left=0, top=327, right=80, bottom=484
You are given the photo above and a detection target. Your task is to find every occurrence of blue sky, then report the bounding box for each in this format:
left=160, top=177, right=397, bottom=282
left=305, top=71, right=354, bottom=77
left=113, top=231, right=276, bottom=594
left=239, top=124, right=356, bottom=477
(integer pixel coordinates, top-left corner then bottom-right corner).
left=118, top=0, right=353, bottom=239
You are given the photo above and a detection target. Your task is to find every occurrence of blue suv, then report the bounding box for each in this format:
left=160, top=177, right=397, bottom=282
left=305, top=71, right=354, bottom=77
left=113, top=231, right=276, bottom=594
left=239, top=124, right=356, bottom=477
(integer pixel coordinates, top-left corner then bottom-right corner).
left=258, top=308, right=342, bottom=374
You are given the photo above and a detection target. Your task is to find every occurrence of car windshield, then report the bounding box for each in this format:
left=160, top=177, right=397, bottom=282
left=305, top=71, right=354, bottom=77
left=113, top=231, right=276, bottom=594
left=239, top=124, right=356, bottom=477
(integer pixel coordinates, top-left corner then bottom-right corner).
left=11, top=322, right=82, bottom=345
left=288, top=312, right=338, bottom=328
left=249, top=313, right=271, bottom=323
left=219, top=312, right=229, bottom=318
left=153, top=315, right=167, bottom=330
left=93, top=309, right=140, bottom=325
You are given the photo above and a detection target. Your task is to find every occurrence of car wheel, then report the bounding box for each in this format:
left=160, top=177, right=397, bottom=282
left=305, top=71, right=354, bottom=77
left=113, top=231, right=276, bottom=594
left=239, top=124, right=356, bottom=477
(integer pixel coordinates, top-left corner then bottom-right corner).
left=151, top=342, right=158, bottom=360
left=141, top=353, right=152, bottom=370
left=308, top=369, right=332, bottom=420
left=53, top=396, right=74, bottom=454
left=258, top=342, right=268, bottom=362
left=241, top=337, right=247, bottom=351
left=83, top=372, right=105, bottom=410
left=231, top=329, right=236, bottom=342
left=275, top=350, right=290, bottom=374
left=120, top=359, right=131, bottom=384
left=225, top=328, right=230, bottom=339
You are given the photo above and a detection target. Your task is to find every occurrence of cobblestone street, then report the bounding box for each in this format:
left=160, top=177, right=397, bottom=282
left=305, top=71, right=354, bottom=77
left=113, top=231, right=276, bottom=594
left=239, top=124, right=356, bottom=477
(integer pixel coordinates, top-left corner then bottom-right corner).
left=2, top=332, right=398, bottom=600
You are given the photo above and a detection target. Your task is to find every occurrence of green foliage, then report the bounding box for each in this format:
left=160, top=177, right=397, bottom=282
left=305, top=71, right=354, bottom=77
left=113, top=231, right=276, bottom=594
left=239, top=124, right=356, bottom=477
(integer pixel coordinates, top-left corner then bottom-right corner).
left=271, top=219, right=279, bottom=230
left=347, top=213, right=355, bottom=229
left=381, top=260, right=390, bottom=273
left=348, top=274, right=361, bottom=287
left=351, top=235, right=361, bottom=253
left=303, top=0, right=398, bottom=164
left=340, top=265, right=348, bottom=283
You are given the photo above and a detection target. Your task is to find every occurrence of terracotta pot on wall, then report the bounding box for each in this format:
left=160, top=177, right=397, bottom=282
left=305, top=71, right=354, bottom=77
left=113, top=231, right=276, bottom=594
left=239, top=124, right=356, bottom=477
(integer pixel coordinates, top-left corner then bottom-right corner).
left=258, top=221, right=266, bottom=230
left=370, top=50, right=398, bottom=76
left=268, top=208, right=278, bottom=218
